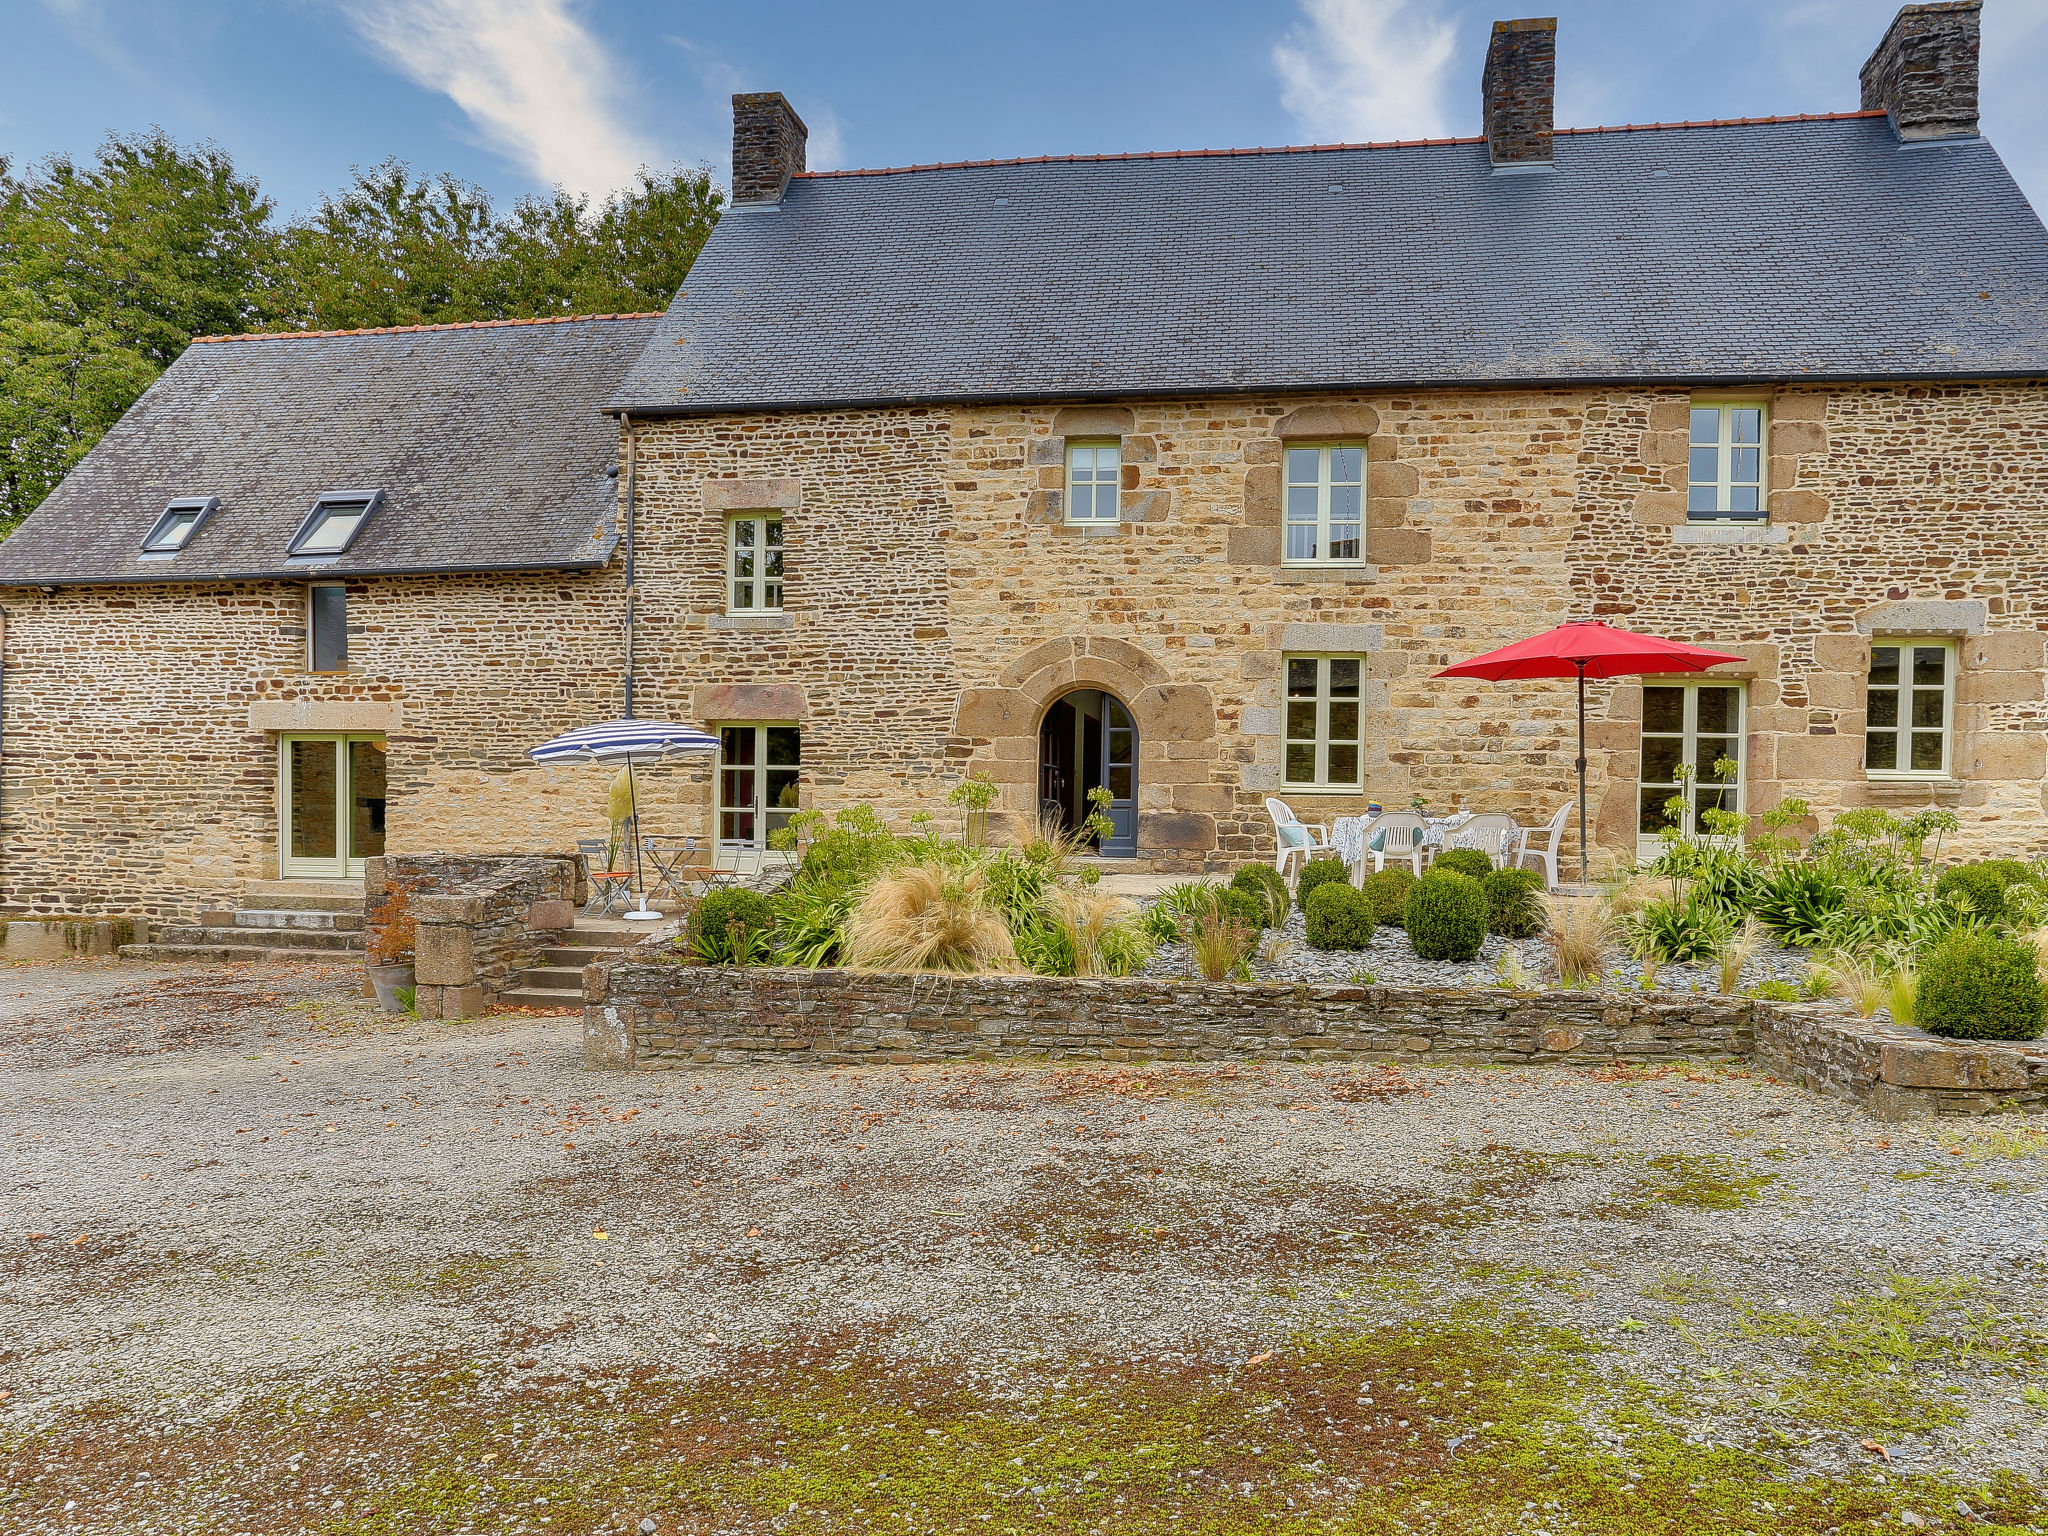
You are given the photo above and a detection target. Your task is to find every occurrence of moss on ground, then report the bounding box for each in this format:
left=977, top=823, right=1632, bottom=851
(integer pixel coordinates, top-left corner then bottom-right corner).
left=6, top=1291, right=2045, bottom=1535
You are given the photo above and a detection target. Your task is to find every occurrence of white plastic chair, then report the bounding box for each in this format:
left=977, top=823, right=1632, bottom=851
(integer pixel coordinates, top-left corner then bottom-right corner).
left=1517, top=803, right=1573, bottom=891
left=1361, top=811, right=1428, bottom=878
left=1441, top=812, right=1521, bottom=870
left=1265, top=797, right=1331, bottom=885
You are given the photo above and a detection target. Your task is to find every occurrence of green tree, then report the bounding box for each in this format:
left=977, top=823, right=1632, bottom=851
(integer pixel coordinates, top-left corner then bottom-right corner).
left=0, top=134, right=720, bottom=531
left=0, top=131, right=275, bottom=526
left=270, top=160, right=503, bottom=331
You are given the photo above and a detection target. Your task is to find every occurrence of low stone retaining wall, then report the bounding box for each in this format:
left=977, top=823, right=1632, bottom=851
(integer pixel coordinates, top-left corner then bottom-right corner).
left=1754, top=1008, right=2048, bottom=1119
left=582, top=962, right=2048, bottom=1120
left=584, top=963, right=1757, bottom=1069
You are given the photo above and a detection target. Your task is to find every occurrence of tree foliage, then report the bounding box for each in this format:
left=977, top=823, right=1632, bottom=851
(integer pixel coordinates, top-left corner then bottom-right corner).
left=0, top=131, right=722, bottom=528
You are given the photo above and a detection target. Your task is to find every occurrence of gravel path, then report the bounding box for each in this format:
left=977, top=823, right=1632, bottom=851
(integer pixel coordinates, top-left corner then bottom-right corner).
left=2, top=960, right=2044, bottom=1534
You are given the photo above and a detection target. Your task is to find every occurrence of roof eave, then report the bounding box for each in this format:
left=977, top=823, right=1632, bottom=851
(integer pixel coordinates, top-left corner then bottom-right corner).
left=606, top=364, right=2048, bottom=419
left=0, top=553, right=618, bottom=590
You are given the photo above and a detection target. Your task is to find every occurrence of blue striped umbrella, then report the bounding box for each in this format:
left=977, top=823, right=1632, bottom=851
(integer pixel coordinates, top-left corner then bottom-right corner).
left=529, top=719, right=718, bottom=764
left=530, top=720, right=718, bottom=919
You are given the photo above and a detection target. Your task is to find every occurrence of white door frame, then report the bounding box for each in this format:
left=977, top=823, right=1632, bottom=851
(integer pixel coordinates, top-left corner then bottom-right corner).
left=278, top=733, right=386, bottom=879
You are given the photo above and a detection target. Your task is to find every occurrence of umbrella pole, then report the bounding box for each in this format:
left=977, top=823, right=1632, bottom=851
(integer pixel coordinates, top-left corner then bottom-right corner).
left=1575, top=661, right=1589, bottom=885
left=627, top=753, right=650, bottom=917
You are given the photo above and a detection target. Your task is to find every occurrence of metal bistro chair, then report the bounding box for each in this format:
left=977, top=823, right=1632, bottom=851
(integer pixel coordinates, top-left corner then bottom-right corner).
left=642, top=835, right=713, bottom=905
left=575, top=837, right=634, bottom=918
left=1360, top=811, right=1429, bottom=879
left=1440, top=812, right=1523, bottom=870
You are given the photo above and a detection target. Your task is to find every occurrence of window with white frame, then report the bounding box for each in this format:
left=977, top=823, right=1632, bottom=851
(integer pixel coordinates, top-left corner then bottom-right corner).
left=1283, top=443, right=1366, bottom=564
left=1638, top=682, right=1745, bottom=841
left=1065, top=441, right=1120, bottom=523
left=1283, top=654, right=1364, bottom=789
left=728, top=513, right=783, bottom=612
left=1865, top=638, right=1954, bottom=778
left=1687, top=403, right=1767, bottom=519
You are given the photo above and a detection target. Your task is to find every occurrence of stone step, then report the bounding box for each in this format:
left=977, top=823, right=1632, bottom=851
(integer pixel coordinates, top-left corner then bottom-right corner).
left=240, top=879, right=365, bottom=913
left=519, top=965, right=586, bottom=991
left=121, top=943, right=358, bottom=964
left=211, top=907, right=363, bottom=932
left=498, top=986, right=585, bottom=1012
left=536, top=946, right=615, bottom=968
left=156, top=925, right=364, bottom=952
left=562, top=921, right=656, bottom=948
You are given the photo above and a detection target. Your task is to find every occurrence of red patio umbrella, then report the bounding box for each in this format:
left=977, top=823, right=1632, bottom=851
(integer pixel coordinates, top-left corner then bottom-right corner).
left=1434, top=620, right=1746, bottom=884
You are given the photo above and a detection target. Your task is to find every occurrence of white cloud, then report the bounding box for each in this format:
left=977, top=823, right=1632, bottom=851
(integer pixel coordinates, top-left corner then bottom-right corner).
left=1273, top=0, right=1459, bottom=144
left=339, top=0, right=654, bottom=195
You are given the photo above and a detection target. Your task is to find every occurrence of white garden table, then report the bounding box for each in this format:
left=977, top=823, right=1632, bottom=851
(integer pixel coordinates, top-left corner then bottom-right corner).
left=1329, top=811, right=1475, bottom=875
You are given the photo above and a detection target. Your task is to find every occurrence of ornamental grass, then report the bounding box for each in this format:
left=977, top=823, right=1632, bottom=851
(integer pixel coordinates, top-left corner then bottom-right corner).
left=843, top=864, right=1017, bottom=974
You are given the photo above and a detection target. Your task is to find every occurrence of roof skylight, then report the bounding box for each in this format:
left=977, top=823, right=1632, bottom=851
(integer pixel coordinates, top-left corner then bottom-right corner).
left=289, top=490, right=383, bottom=558
left=140, top=497, right=218, bottom=556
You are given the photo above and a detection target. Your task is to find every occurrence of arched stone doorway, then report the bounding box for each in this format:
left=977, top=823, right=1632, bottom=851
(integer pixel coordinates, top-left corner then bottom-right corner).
left=1037, top=689, right=1137, bottom=857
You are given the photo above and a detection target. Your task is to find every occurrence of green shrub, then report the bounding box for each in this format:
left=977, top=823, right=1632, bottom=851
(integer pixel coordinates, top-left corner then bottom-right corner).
left=1304, top=880, right=1376, bottom=951
left=1625, top=893, right=1732, bottom=966
left=1358, top=867, right=1416, bottom=928
left=1748, top=979, right=1799, bottom=1003
left=1753, top=862, right=1848, bottom=947
left=1013, top=916, right=1075, bottom=977
left=1221, top=886, right=1269, bottom=933
left=1140, top=903, right=1182, bottom=946
left=1917, top=929, right=2046, bottom=1041
left=1480, top=867, right=1546, bottom=938
left=771, top=883, right=857, bottom=967
left=690, top=888, right=776, bottom=964
left=1230, top=863, right=1291, bottom=929
left=1296, top=856, right=1351, bottom=913
left=1431, top=847, right=1496, bottom=880
left=1933, top=859, right=2037, bottom=924
left=1406, top=872, right=1489, bottom=962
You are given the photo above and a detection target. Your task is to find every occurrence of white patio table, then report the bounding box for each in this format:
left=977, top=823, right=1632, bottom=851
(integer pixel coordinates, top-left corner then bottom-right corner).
left=1329, top=810, right=1475, bottom=874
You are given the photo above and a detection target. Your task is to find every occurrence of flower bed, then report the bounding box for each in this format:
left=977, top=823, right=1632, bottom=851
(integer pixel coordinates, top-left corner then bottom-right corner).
left=645, top=798, right=2048, bottom=1060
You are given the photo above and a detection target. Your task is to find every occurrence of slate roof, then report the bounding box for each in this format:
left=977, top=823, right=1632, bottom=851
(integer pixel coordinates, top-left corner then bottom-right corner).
left=0, top=313, right=657, bottom=587
left=608, top=112, right=2048, bottom=416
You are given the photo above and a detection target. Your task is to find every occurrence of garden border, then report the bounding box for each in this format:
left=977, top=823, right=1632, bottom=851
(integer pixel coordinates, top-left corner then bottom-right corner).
left=580, top=962, right=2048, bottom=1120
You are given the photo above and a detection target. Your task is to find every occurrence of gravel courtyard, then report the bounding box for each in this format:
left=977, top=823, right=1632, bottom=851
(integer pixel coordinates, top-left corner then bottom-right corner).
left=3, top=959, right=2046, bottom=1535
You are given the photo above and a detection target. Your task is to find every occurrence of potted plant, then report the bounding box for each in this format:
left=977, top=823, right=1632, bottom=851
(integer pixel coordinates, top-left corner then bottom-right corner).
left=365, top=884, right=418, bottom=1013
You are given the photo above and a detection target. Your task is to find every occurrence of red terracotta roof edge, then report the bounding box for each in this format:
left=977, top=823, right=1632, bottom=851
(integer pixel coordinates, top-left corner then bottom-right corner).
left=797, top=109, right=1891, bottom=181
left=189, top=311, right=666, bottom=345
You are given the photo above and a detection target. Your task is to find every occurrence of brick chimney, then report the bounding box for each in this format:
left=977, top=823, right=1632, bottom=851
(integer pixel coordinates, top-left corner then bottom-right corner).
left=1482, top=17, right=1557, bottom=173
left=731, top=92, right=808, bottom=204
left=1860, top=1, right=1982, bottom=142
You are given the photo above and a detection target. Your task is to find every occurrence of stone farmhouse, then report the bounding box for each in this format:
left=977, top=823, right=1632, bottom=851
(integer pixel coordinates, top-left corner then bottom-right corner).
left=1, top=1, right=2046, bottom=924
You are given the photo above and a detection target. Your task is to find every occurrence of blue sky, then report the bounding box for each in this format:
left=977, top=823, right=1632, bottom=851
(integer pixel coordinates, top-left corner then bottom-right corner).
left=8, top=1, right=2048, bottom=216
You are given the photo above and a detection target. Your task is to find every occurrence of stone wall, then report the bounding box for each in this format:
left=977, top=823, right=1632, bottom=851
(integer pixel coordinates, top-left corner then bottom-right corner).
left=7, top=380, right=2046, bottom=918
left=367, top=853, right=577, bottom=1018
left=585, top=962, right=2048, bottom=1120
left=584, top=962, right=1757, bottom=1069
left=1754, top=1006, right=2048, bottom=1119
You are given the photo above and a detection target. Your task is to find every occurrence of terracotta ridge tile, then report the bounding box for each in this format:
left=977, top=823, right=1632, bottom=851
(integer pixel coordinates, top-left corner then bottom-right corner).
left=189, top=312, right=666, bottom=344
left=796, top=110, right=1891, bottom=181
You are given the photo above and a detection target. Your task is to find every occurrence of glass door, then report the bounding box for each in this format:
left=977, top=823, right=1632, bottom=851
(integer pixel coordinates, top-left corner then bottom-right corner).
left=280, top=734, right=387, bottom=878
left=1098, top=697, right=1137, bottom=857
left=717, top=724, right=801, bottom=868
left=1637, top=684, right=1744, bottom=858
